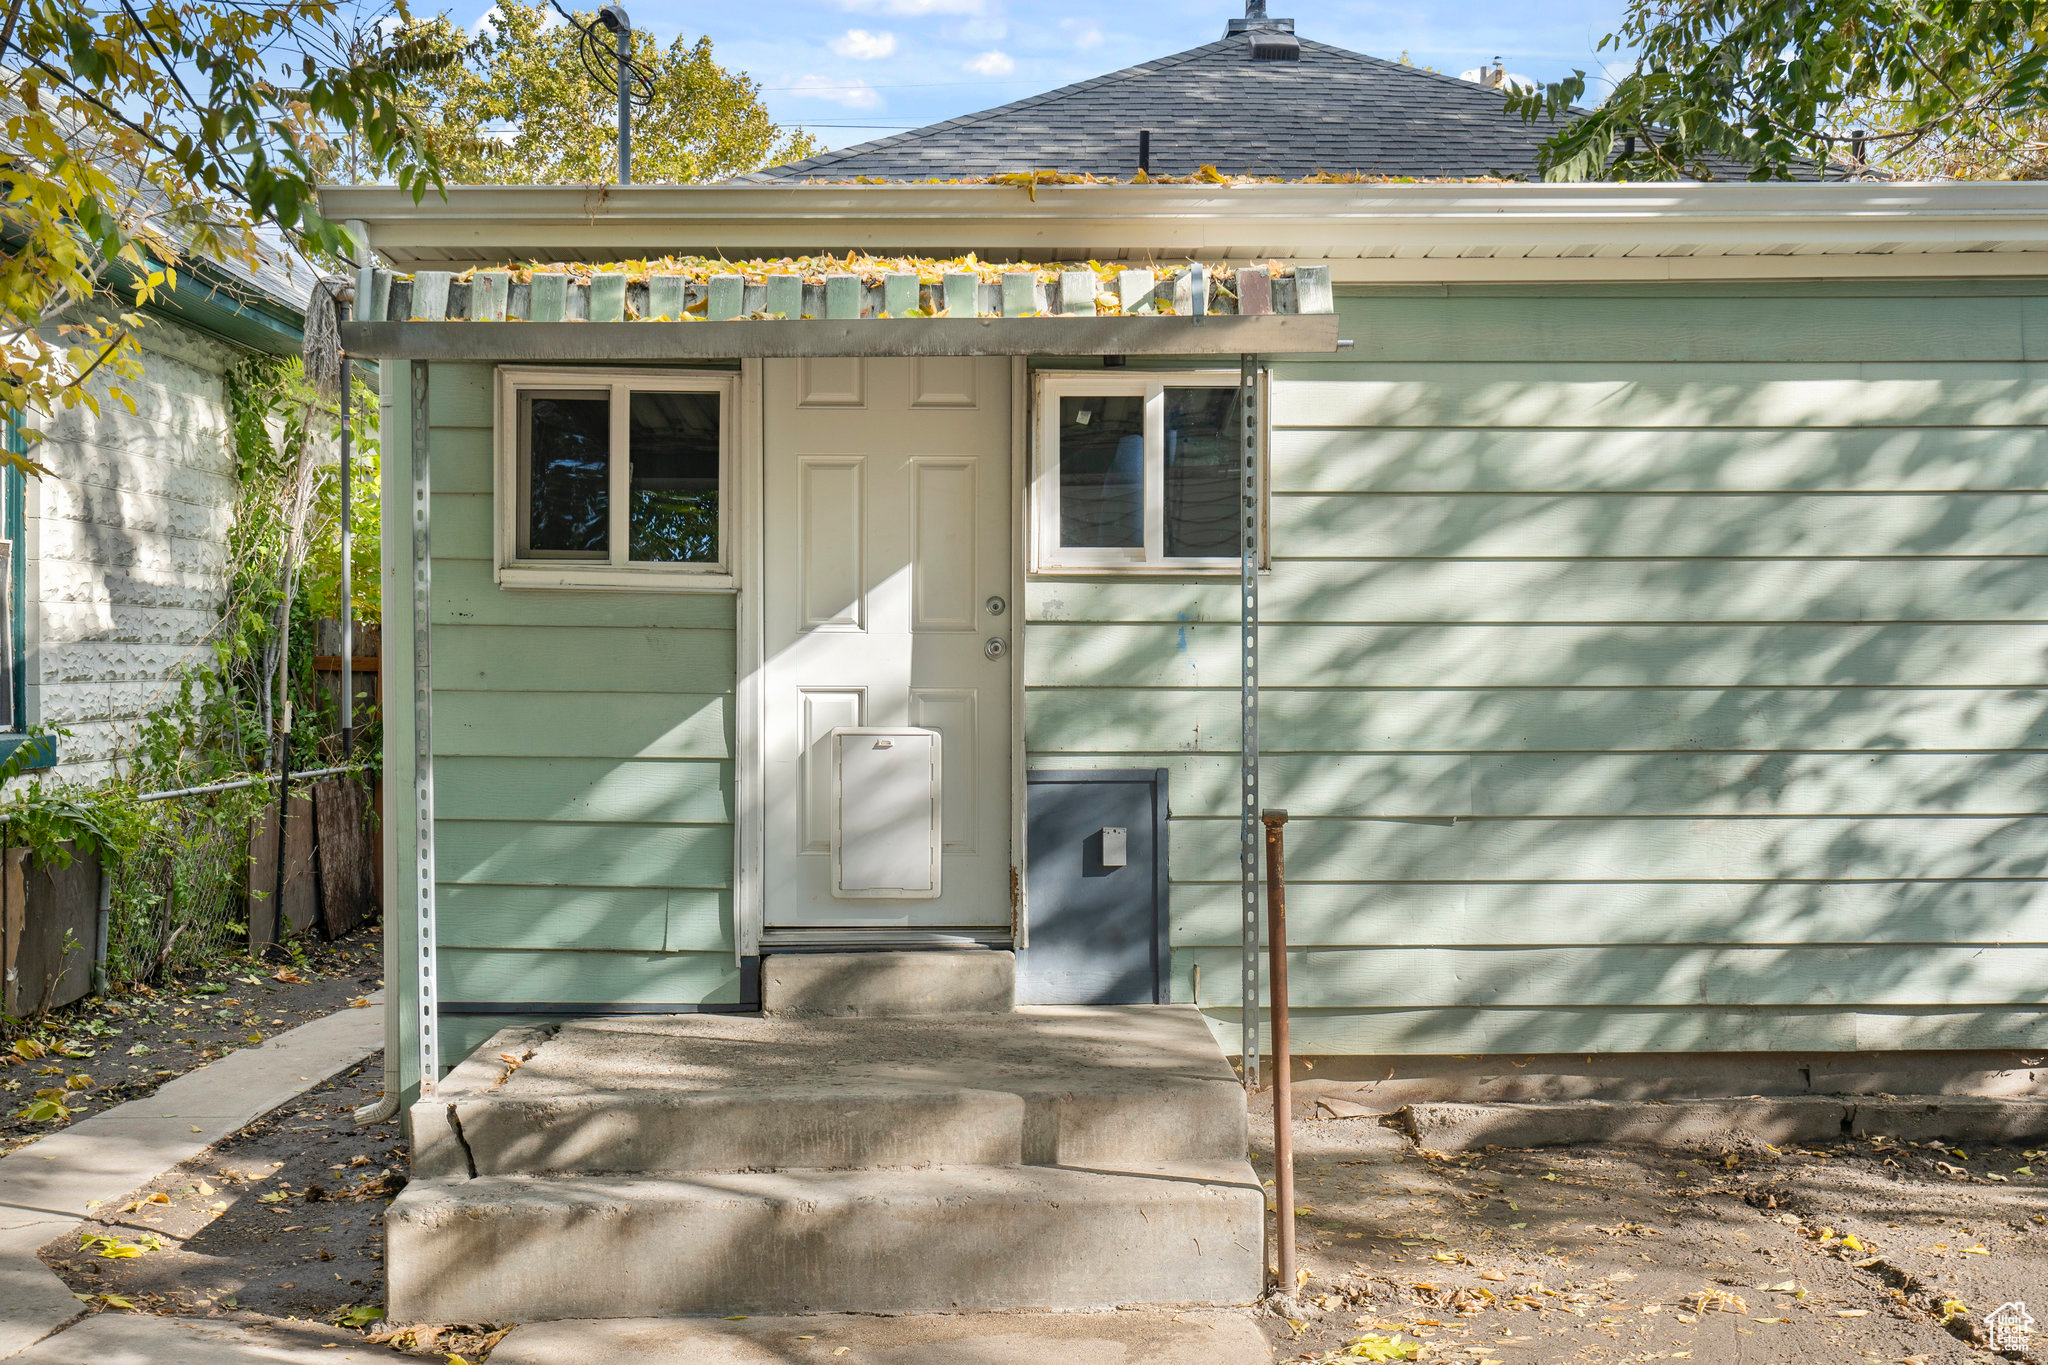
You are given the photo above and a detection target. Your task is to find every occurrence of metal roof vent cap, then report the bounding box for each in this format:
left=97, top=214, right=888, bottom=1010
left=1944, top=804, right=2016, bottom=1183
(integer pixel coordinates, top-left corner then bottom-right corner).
left=1226, top=0, right=1298, bottom=59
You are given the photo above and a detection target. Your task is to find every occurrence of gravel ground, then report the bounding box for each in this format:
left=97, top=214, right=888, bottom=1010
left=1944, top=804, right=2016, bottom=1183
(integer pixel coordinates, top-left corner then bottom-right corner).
left=1254, top=1112, right=2048, bottom=1364
left=1, top=926, right=384, bottom=1157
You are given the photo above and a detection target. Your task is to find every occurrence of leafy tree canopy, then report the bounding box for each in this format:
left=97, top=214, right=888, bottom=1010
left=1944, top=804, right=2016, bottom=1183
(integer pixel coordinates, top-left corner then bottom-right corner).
left=1, top=0, right=446, bottom=467
left=1507, top=0, right=2048, bottom=181
left=380, top=3, right=818, bottom=185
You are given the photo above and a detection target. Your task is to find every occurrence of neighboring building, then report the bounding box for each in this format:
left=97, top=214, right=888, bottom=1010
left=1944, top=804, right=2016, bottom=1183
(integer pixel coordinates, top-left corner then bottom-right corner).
left=9, top=252, right=309, bottom=783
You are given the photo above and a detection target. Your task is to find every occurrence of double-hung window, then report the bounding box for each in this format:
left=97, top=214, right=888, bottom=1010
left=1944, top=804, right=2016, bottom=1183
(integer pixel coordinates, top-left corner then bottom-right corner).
left=495, top=367, right=737, bottom=589
left=1032, top=370, right=1265, bottom=573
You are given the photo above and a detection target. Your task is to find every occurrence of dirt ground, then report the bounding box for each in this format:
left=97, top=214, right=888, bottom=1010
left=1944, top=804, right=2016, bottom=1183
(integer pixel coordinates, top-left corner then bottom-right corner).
left=35, top=1051, right=507, bottom=1360
left=1254, top=1113, right=2048, bottom=1364
left=28, top=992, right=2048, bottom=1365
left=1, top=925, right=384, bottom=1157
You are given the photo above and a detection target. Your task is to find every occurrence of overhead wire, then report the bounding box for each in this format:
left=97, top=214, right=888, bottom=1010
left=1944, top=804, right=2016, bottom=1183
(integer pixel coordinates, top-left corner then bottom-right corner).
left=544, top=0, right=655, bottom=110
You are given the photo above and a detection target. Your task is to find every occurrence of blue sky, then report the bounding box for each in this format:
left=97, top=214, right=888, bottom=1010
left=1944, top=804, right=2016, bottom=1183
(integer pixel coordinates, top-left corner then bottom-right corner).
left=447, top=0, right=1638, bottom=151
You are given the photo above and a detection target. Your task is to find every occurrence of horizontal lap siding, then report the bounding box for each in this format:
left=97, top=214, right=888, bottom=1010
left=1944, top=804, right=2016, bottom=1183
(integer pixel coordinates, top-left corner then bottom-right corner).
left=1026, top=285, right=2048, bottom=1055
left=426, top=364, right=738, bottom=1018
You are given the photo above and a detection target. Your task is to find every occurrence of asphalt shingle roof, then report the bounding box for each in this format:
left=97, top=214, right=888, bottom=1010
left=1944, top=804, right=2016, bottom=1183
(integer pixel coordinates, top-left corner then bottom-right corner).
left=753, top=30, right=1576, bottom=182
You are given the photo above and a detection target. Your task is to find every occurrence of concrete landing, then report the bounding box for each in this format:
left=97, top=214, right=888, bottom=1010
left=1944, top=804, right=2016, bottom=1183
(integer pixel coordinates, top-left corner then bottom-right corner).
left=763, top=950, right=1014, bottom=1016
left=411, top=1006, right=1246, bottom=1177
left=488, top=1310, right=1271, bottom=1365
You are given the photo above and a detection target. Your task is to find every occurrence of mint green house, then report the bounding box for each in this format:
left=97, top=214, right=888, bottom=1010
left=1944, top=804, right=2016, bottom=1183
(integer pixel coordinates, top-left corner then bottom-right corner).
left=323, top=171, right=2048, bottom=1111
left=314, top=17, right=2048, bottom=1322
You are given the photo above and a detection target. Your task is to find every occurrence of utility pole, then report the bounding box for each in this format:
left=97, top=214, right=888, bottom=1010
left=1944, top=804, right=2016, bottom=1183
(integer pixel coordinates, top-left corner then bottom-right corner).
left=598, top=4, right=633, bottom=182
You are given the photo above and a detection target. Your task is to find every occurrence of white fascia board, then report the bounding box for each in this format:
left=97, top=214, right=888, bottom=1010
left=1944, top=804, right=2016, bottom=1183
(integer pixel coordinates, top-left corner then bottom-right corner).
left=317, top=181, right=2048, bottom=282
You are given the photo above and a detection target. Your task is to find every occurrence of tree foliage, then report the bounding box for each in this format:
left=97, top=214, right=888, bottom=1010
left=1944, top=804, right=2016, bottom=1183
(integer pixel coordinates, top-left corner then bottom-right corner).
left=0, top=0, right=447, bottom=466
left=380, top=3, right=817, bottom=185
left=1507, top=0, right=2048, bottom=181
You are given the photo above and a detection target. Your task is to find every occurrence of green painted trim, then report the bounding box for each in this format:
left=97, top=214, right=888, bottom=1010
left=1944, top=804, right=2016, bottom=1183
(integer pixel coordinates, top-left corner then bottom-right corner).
left=0, top=734, right=58, bottom=771
left=109, top=252, right=307, bottom=358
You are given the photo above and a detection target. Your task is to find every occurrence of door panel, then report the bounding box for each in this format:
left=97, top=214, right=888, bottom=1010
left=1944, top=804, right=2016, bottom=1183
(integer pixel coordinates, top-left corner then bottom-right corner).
left=763, top=358, right=1012, bottom=929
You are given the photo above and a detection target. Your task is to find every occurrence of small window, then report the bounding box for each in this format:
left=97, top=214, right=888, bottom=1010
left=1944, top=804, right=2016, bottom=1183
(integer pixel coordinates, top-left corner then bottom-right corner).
left=1033, top=371, right=1264, bottom=573
left=497, top=368, right=735, bottom=589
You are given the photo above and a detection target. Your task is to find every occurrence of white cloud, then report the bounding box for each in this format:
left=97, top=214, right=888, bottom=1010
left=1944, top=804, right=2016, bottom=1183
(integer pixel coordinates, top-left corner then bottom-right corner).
left=948, top=14, right=1007, bottom=43
left=829, top=28, right=899, bottom=60
left=471, top=3, right=562, bottom=35
left=965, top=50, right=1014, bottom=76
left=1057, top=17, right=1103, bottom=50
left=788, top=73, right=884, bottom=109
left=839, top=0, right=985, bottom=15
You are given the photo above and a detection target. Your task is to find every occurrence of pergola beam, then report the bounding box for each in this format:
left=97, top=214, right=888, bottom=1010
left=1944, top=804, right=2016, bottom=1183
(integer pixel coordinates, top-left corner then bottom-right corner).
left=341, top=314, right=1339, bottom=361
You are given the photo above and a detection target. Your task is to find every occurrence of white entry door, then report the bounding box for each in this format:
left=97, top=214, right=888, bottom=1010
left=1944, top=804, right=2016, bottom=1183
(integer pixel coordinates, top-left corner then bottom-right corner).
left=761, top=357, right=1013, bottom=930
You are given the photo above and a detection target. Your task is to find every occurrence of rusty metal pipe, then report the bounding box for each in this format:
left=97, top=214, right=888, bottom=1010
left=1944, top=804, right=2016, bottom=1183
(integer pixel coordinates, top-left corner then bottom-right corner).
left=1262, top=807, right=1294, bottom=1294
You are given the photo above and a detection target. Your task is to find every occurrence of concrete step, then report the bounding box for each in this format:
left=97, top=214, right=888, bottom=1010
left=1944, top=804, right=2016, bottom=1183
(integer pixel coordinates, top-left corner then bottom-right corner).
left=487, top=1309, right=1272, bottom=1364
left=412, top=1007, right=1247, bottom=1178
left=387, top=1162, right=1265, bottom=1322
left=763, top=949, right=1013, bottom=1016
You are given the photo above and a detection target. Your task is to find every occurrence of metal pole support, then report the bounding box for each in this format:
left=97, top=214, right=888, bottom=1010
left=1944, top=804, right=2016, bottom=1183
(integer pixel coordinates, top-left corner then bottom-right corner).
left=338, top=293, right=355, bottom=760
left=1263, top=808, right=1295, bottom=1294
left=411, top=359, right=440, bottom=1095
left=1238, top=354, right=1261, bottom=1087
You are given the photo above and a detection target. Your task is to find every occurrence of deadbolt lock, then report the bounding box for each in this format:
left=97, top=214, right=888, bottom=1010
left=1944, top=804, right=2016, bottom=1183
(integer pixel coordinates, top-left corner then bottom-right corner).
left=984, top=636, right=1008, bottom=660
left=985, top=595, right=1007, bottom=616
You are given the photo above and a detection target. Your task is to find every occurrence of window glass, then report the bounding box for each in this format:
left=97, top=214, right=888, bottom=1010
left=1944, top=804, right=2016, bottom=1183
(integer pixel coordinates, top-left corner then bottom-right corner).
left=524, top=393, right=609, bottom=556
left=1058, top=394, right=1144, bottom=548
left=1163, top=386, right=1242, bottom=558
left=628, top=390, right=721, bottom=562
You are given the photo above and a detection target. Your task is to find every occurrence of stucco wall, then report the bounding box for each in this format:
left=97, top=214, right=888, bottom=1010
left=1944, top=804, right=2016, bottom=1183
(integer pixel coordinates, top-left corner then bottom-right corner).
left=28, top=317, right=239, bottom=784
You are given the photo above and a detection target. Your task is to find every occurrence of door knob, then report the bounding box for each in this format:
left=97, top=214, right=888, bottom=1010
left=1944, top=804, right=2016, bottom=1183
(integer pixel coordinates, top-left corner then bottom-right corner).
left=984, top=636, right=1008, bottom=660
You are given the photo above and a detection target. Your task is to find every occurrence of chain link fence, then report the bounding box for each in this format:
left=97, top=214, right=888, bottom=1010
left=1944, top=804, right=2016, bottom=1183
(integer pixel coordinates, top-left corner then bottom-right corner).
left=102, top=767, right=364, bottom=991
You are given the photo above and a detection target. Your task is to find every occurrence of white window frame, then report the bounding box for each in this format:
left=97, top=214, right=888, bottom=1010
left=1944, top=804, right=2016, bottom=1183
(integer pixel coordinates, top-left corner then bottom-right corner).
left=1030, top=369, right=1268, bottom=575
left=494, top=365, right=738, bottom=591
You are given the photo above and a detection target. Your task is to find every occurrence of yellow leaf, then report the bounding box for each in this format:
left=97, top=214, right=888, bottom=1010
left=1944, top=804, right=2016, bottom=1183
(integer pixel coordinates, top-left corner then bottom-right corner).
left=1964, top=1245, right=1989, bottom=1254
left=1840, top=1234, right=1863, bottom=1251
left=1834, top=1309, right=1868, bottom=1317
left=1985, top=1173, right=2008, bottom=1182
left=2014, top=1166, right=2033, bottom=1176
